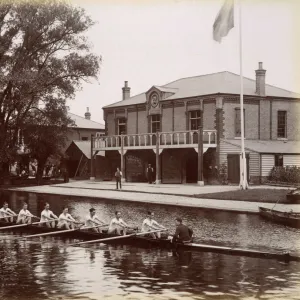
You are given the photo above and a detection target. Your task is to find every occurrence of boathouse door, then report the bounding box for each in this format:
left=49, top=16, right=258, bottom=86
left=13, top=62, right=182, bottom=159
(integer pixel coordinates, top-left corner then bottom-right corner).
left=227, top=154, right=250, bottom=183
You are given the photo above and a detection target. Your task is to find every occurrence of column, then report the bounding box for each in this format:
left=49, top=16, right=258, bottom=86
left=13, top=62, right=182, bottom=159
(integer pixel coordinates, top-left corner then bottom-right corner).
left=90, top=134, right=95, bottom=180
left=120, top=134, right=125, bottom=182
left=197, top=126, right=204, bottom=186
left=155, top=131, right=161, bottom=184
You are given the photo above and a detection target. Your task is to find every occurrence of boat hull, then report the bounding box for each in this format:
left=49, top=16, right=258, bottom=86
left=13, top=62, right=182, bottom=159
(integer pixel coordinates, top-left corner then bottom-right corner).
left=0, top=220, right=299, bottom=262
left=259, top=207, right=300, bottom=229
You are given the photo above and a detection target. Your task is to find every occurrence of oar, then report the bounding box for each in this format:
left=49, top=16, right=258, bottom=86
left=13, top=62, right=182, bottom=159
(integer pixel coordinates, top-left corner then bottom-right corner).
left=0, top=219, right=58, bottom=230
left=70, top=229, right=165, bottom=247
left=24, top=223, right=109, bottom=239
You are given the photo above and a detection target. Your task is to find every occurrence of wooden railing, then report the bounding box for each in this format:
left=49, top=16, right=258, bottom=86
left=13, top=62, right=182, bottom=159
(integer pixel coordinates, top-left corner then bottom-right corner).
left=93, top=130, right=217, bottom=150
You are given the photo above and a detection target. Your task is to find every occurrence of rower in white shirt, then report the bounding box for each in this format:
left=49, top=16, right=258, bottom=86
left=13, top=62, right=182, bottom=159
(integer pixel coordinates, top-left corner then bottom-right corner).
left=0, top=202, right=17, bottom=223
left=17, top=202, right=34, bottom=224
left=142, top=211, right=166, bottom=239
left=85, top=208, right=106, bottom=233
left=108, top=211, right=129, bottom=235
left=57, top=207, right=78, bottom=230
left=40, top=203, right=58, bottom=228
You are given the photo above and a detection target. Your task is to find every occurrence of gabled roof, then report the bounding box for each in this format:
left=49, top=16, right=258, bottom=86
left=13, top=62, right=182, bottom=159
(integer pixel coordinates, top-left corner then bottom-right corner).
left=70, top=141, right=104, bottom=159
left=224, top=139, right=300, bottom=154
left=72, top=140, right=91, bottom=159
left=152, top=85, right=178, bottom=93
left=68, top=112, right=104, bottom=130
left=103, top=71, right=300, bottom=109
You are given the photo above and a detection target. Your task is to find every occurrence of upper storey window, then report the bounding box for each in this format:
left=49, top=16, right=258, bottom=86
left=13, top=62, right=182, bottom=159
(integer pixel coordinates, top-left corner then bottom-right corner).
left=151, top=115, right=161, bottom=133
left=190, top=110, right=201, bottom=130
left=118, top=118, right=126, bottom=135
left=277, top=111, right=287, bottom=138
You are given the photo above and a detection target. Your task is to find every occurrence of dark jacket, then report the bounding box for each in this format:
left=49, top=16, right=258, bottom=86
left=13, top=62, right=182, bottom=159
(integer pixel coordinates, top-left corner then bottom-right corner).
left=173, top=224, right=193, bottom=242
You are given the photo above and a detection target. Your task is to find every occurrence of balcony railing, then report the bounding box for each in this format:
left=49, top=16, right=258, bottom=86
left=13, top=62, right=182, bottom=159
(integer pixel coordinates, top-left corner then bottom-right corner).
left=93, top=130, right=217, bottom=150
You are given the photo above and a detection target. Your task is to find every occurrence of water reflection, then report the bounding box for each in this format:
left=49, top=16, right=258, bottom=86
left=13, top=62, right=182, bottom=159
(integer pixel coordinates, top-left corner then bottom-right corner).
left=0, top=190, right=300, bottom=299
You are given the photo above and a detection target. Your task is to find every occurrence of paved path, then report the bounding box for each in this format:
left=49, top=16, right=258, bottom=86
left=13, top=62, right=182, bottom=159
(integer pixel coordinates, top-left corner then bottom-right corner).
left=9, top=181, right=300, bottom=214
left=53, top=180, right=241, bottom=196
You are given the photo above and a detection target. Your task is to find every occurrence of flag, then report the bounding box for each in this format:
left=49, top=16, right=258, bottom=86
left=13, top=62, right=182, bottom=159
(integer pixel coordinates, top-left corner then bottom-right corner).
left=213, top=0, right=234, bottom=43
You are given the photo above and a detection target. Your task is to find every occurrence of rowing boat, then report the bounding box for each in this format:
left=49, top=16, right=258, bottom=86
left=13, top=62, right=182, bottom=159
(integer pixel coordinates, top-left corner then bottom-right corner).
left=0, top=220, right=299, bottom=262
left=259, top=207, right=300, bottom=229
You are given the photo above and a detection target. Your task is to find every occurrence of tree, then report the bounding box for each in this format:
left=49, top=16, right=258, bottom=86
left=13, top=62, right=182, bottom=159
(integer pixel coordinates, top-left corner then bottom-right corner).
left=0, top=0, right=101, bottom=175
left=23, top=97, right=74, bottom=184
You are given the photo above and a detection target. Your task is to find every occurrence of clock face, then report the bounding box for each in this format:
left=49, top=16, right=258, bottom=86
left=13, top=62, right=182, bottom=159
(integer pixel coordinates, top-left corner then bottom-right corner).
left=151, top=94, right=159, bottom=108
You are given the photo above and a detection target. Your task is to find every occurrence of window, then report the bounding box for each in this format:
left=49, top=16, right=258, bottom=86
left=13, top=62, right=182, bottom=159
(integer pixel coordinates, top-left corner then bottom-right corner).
left=189, top=110, right=201, bottom=130
left=277, top=111, right=287, bottom=138
left=275, top=154, right=283, bottom=167
left=81, top=137, right=88, bottom=141
left=118, top=118, right=126, bottom=135
left=235, top=108, right=245, bottom=137
left=151, top=115, right=161, bottom=133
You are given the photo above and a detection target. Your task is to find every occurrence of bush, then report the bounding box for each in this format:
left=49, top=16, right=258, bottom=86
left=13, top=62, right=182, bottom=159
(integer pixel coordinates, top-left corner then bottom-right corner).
left=218, top=162, right=228, bottom=185
left=269, top=166, right=300, bottom=183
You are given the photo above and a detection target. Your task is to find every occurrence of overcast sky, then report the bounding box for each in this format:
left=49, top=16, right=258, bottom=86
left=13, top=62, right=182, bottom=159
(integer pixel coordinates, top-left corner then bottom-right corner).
left=68, top=0, right=300, bottom=124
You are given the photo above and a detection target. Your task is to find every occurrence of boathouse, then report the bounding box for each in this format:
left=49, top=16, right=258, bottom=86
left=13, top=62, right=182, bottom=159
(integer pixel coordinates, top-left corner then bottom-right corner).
left=92, top=62, right=300, bottom=184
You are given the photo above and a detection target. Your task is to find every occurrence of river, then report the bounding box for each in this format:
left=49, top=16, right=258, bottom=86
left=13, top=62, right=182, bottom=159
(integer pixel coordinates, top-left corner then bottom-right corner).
left=0, top=190, right=300, bottom=300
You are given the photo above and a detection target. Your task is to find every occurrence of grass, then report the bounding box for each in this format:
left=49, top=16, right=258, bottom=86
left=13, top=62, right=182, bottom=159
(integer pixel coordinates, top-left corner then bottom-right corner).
left=193, top=188, right=291, bottom=203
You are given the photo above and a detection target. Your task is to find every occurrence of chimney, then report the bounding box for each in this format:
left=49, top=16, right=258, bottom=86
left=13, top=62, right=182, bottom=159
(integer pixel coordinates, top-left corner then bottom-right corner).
left=122, top=81, right=131, bottom=100
left=85, top=107, right=91, bottom=120
left=255, top=62, right=266, bottom=96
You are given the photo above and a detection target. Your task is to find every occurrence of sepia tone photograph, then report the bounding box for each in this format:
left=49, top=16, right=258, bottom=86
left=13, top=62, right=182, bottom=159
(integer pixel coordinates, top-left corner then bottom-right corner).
left=0, top=0, right=300, bottom=299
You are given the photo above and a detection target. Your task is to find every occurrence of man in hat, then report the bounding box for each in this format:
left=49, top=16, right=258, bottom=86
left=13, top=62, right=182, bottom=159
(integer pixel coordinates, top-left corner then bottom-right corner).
left=85, top=208, right=106, bottom=233
left=146, top=164, right=154, bottom=184
left=172, top=217, right=193, bottom=243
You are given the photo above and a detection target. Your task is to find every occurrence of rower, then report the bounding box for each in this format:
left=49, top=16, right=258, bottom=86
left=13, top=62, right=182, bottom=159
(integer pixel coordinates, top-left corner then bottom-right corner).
left=108, top=211, right=129, bottom=236
left=0, top=202, right=17, bottom=223
left=172, top=217, right=193, bottom=243
left=85, top=208, right=106, bottom=233
left=57, top=207, right=78, bottom=230
left=16, top=202, right=34, bottom=224
left=142, top=211, right=166, bottom=239
left=40, top=203, right=58, bottom=228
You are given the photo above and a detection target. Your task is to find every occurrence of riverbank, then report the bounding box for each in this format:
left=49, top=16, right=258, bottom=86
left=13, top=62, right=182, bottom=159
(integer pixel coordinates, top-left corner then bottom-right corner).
left=8, top=180, right=299, bottom=214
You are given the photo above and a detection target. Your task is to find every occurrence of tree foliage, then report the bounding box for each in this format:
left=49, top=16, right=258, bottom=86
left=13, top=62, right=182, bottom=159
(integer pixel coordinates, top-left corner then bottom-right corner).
left=0, top=0, right=101, bottom=173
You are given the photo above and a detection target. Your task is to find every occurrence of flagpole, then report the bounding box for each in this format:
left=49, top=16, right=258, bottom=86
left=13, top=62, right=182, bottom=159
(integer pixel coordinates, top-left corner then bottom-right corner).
left=238, top=0, right=248, bottom=190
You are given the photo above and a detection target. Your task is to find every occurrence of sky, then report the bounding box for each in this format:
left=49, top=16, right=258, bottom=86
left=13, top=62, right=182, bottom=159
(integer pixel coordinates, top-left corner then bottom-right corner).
left=67, top=0, right=300, bottom=124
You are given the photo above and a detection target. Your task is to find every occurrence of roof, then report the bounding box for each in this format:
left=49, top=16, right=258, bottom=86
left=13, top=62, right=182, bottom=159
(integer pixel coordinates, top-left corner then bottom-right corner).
left=71, top=141, right=104, bottom=159
left=68, top=112, right=104, bottom=130
left=224, top=139, right=300, bottom=154
left=103, top=71, right=300, bottom=109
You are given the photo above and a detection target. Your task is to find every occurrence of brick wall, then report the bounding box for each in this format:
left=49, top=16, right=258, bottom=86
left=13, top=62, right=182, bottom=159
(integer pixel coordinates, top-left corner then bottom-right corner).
left=203, top=102, right=216, bottom=130
left=271, top=100, right=300, bottom=140
left=223, top=101, right=259, bottom=139
left=174, top=105, right=186, bottom=131
left=138, top=110, right=147, bottom=133
left=127, top=111, right=136, bottom=134
left=106, top=113, right=115, bottom=135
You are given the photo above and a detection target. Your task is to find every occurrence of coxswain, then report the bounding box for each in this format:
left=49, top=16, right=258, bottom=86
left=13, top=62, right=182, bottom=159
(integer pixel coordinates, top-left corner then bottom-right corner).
left=172, top=217, right=193, bottom=243
left=16, top=202, right=35, bottom=224
left=57, top=207, right=78, bottom=230
left=0, top=202, right=17, bottom=223
left=85, top=208, right=106, bottom=233
left=142, top=211, right=166, bottom=239
left=108, top=211, right=129, bottom=235
left=40, top=202, right=58, bottom=228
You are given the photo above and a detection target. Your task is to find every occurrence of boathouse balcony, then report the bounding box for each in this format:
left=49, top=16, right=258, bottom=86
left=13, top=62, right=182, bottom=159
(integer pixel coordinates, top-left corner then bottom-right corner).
left=93, top=129, right=217, bottom=151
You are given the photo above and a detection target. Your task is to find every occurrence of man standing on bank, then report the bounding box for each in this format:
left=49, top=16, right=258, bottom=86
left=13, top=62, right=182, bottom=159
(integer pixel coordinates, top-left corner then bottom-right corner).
left=146, top=164, right=154, bottom=184
left=172, top=218, right=193, bottom=243
left=115, top=167, right=122, bottom=190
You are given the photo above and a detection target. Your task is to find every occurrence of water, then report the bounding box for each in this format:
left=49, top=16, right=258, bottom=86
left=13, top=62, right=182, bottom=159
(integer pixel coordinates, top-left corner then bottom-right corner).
left=0, top=190, right=300, bottom=300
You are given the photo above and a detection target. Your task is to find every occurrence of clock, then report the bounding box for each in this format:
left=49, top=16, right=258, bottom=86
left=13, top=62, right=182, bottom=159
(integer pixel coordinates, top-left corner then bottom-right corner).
left=151, top=94, right=159, bottom=108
